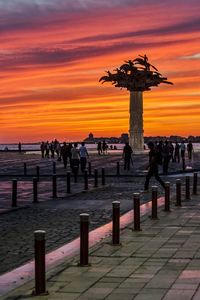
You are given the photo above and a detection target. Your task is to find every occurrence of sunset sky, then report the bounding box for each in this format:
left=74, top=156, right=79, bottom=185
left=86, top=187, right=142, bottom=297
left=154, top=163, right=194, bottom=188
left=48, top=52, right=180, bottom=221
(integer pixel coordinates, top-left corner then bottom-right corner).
left=0, top=0, right=200, bottom=142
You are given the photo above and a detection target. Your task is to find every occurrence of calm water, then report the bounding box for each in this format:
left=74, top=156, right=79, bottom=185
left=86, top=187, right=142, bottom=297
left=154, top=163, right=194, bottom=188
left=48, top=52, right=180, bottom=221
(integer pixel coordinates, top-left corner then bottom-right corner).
left=0, top=143, right=200, bottom=152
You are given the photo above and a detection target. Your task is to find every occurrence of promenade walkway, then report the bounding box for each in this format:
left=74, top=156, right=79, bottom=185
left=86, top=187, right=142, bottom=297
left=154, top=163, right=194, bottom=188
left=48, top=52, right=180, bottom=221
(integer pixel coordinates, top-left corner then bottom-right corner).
left=1, top=192, right=200, bottom=299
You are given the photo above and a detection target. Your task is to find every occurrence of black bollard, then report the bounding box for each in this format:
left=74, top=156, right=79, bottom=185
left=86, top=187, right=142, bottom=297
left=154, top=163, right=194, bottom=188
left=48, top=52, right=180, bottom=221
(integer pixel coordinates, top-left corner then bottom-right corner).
left=52, top=174, right=57, bottom=198
left=164, top=182, right=170, bottom=212
left=112, top=201, right=120, bottom=245
left=193, top=172, right=198, bottom=195
left=36, top=166, right=40, bottom=181
left=176, top=179, right=182, bottom=206
left=67, top=172, right=71, bottom=194
left=24, top=162, right=27, bottom=176
left=79, top=213, right=89, bottom=266
left=84, top=170, right=88, bottom=190
left=12, top=179, right=17, bottom=207
left=117, top=162, right=120, bottom=175
left=53, top=161, right=56, bottom=174
left=102, top=168, right=105, bottom=186
left=94, top=169, right=98, bottom=188
left=185, top=176, right=190, bottom=200
left=133, top=193, right=141, bottom=231
left=151, top=186, right=158, bottom=219
left=88, top=162, right=92, bottom=176
left=33, top=177, right=38, bottom=203
left=34, top=230, right=47, bottom=295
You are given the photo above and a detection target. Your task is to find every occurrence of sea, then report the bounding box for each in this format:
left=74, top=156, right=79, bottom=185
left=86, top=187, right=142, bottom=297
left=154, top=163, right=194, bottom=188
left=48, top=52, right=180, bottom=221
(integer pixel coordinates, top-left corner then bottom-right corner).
left=0, top=143, right=200, bottom=152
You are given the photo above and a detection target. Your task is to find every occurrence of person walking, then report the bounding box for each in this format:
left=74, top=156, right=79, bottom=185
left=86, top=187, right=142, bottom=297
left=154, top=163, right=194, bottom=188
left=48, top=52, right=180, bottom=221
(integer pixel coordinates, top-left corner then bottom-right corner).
left=97, top=141, right=102, bottom=155
left=79, top=142, right=89, bottom=172
left=174, top=141, right=180, bottom=163
left=187, top=141, right=194, bottom=160
left=162, top=140, right=170, bottom=175
left=123, top=142, right=133, bottom=170
left=61, top=142, right=68, bottom=169
left=71, top=143, right=80, bottom=174
left=144, top=142, right=165, bottom=191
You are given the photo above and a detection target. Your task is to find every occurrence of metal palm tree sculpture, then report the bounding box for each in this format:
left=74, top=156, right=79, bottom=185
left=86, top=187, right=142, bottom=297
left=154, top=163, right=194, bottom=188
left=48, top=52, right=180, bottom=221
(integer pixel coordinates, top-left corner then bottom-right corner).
left=99, top=55, right=173, bottom=152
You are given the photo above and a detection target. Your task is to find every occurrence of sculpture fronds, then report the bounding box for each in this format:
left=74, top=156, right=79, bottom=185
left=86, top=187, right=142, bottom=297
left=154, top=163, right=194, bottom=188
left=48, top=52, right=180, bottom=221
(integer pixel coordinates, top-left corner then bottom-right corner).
left=99, top=55, right=173, bottom=91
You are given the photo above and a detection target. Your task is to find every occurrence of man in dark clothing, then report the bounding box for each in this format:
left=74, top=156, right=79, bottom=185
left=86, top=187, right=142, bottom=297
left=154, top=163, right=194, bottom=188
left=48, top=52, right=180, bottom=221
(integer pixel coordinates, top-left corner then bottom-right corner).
left=174, top=142, right=180, bottom=163
left=123, top=142, right=133, bottom=170
left=144, top=142, right=165, bottom=191
left=162, top=141, right=171, bottom=175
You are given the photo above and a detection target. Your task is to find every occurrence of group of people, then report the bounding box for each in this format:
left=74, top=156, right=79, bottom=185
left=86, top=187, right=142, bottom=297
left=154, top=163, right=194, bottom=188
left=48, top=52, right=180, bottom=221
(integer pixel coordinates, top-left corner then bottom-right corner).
left=40, top=140, right=89, bottom=173
left=97, top=141, right=108, bottom=155
left=144, top=140, right=194, bottom=192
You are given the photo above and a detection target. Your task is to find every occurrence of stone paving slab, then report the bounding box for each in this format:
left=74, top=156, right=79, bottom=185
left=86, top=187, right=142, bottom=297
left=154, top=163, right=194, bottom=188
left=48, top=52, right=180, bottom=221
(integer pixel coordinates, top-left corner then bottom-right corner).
left=2, top=193, right=200, bottom=300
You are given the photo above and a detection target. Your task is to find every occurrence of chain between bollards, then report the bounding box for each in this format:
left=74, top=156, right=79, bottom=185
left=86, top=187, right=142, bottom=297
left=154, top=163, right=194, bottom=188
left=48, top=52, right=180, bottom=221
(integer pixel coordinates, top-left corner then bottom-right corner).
left=112, top=201, right=120, bottom=245
left=94, top=169, right=98, bottom=188
left=193, top=172, right=198, bottom=195
left=52, top=174, right=57, bottom=198
left=33, top=177, right=38, bottom=203
left=84, top=170, right=88, bottom=190
left=67, top=172, right=71, bottom=194
left=164, top=182, right=170, bottom=212
left=185, top=176, right=190, bottom=200
left=79, top=213, right=89, bottom=266
left=33, top=230, right=47, bottom=295
left=151, top=186, right=158, bottom=219
left=12, top=179, right=17, bottom=207
left=176, top=179, right=182, bottom=206
left=133, top=193, right=141, bottom=231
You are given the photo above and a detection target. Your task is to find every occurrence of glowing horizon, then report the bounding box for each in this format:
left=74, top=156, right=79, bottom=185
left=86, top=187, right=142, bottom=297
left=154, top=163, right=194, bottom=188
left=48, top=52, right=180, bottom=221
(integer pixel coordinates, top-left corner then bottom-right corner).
left=0, top=0, right=200, bottom=143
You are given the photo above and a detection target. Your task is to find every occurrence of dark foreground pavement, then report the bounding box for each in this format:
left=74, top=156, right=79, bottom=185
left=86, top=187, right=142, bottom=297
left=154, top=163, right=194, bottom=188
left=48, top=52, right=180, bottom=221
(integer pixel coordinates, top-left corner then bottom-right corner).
left=1, top=190, right=200, bottom=299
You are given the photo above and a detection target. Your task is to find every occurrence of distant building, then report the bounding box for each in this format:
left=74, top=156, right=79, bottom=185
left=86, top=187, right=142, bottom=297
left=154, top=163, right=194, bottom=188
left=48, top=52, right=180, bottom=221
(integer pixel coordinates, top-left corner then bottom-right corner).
left=84, top=133, right=95, bottom=143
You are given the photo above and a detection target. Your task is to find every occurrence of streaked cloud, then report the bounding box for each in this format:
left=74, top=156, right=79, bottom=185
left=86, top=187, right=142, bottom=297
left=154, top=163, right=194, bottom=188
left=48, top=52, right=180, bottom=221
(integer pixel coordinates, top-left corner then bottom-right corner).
left=0, top=0, right=200, bottom=142
left=181, top=53, right=200, bottom=60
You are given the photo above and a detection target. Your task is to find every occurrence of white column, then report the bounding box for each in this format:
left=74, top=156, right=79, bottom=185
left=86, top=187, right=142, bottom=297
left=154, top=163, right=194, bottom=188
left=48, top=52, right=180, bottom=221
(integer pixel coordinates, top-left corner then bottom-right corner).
left=129, top=91, right=144, bottom=153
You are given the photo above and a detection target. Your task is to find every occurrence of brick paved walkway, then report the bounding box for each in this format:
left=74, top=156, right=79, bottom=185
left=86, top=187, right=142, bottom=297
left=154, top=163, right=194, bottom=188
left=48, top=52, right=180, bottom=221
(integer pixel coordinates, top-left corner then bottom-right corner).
left=1, top=192, right=200, bottom=299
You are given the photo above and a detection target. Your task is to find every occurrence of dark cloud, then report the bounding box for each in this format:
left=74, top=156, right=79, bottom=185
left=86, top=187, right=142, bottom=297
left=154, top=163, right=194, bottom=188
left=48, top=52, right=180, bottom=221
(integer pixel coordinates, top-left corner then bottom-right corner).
left=0, top=35, right=197, bottom=72
left=70, top=17, right=200, bottom=44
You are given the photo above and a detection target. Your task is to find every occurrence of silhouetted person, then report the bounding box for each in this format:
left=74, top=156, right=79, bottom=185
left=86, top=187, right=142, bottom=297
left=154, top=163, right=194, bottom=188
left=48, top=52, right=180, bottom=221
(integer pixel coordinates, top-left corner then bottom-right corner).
left=144, top=142, right=165, bottom=191
left=18, top=142, right=22, bottom=153
left=50, top=141, right=55, bottom=158
left=71, top=143, right=80, bottom=174
left=174, top=142, right=180, bottom=163
left=45, top=141, right=50, bottom=158
left=169, top=141, right=175, bottom=162
left=79, top=142, right=89, bottom=172
left=40, top=141, right=45, bottom=158
left=97, top=141, right=102, bottom=155
left=123, top=142, right=133, bottom=170
left=162, top=141, right=170, bottom=175
left=61, top=142, right=69, bottom=168
left=187, top=141, right=193, bottom=160
left=102, top=140, right=107, bottom=155
left=180, top=141, right=186, bottom=171
left=155, top=140, right=163, bottom=166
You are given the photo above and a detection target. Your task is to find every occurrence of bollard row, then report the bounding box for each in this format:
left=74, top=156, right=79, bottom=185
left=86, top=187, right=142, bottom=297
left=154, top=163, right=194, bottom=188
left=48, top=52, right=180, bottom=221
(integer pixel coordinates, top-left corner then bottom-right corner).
left=32, top=175, right=199, bottom=295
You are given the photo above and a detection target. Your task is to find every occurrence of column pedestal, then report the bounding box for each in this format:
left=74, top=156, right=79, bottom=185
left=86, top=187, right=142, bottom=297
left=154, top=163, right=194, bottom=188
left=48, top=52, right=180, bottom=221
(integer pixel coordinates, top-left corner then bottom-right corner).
left=129, top=91, right=144, bottom=153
